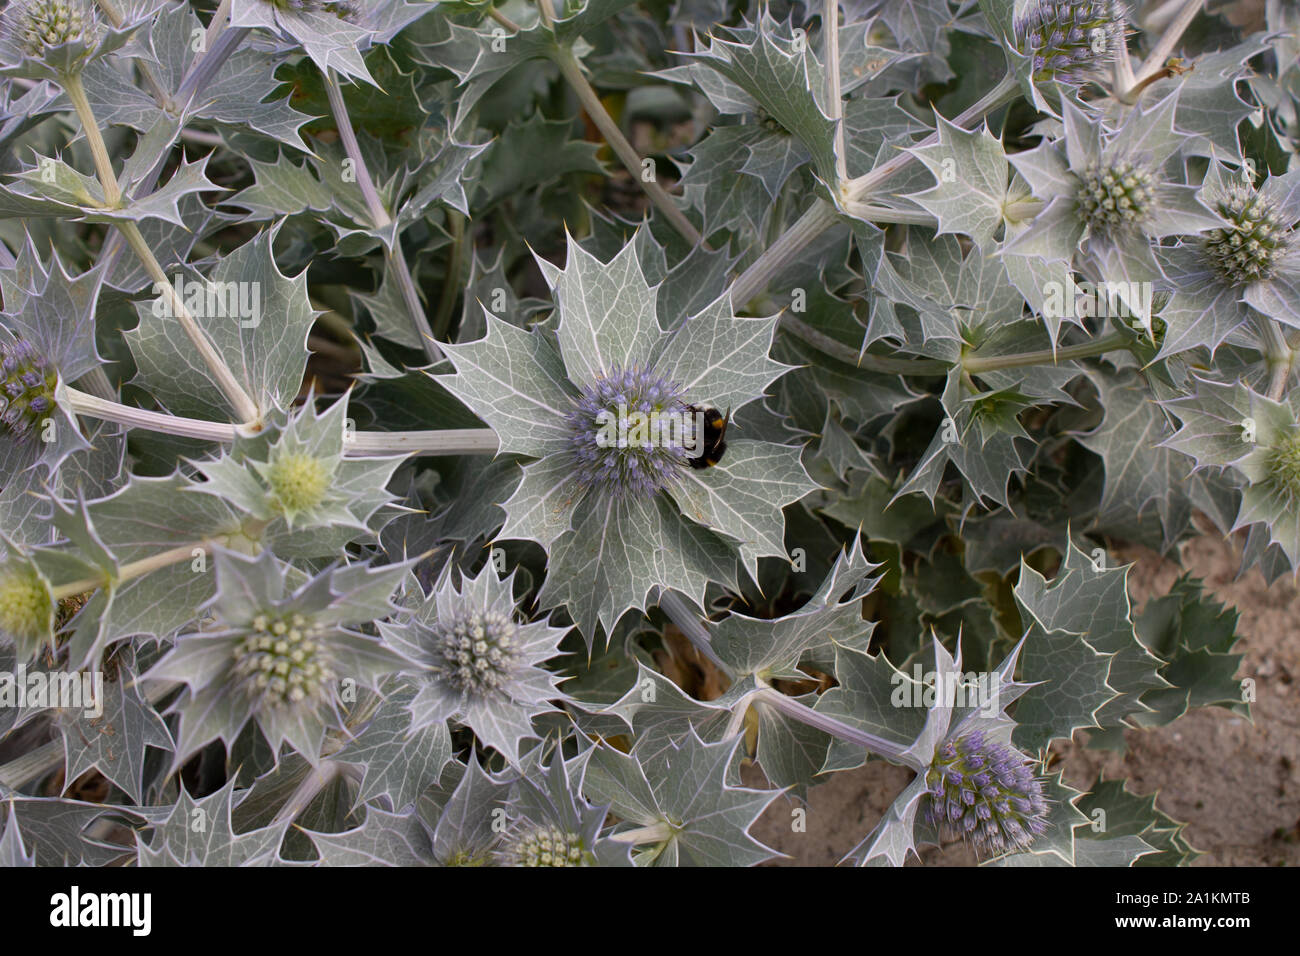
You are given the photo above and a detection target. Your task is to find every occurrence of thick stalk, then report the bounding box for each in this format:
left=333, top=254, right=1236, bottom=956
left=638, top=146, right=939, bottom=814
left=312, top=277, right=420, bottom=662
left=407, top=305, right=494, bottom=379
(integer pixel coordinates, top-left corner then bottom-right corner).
left=823, top=0, right=847, bottom=184
left=962, top=330, right=1131, bottom=374
left=93, top=0, right=168, bottom=104
left=730, top=74, right=1021, bottom=308
left=780, top=314, right=948, bottom=376
left=61, top=73, right=120, bottom=206
left=1124, top=0, right=1201, bottom=99
left=116, top=221, right=261, bottom=422
left=607, top=822, right=674, bottom=844
left=324, top=70, right=442, bottom=365
left=537, top=0, right=702, bottom=247
left=1255, top=314, right=1294, bottom=401
left=51, top=540, right=226, bottom=602
left=753, top=686, right=910, bottom=762
left=64, top=387, right=500, bottom=455
left=271, top=760, right=343, bottom=825
left=657, top=591, right=735, bottom=680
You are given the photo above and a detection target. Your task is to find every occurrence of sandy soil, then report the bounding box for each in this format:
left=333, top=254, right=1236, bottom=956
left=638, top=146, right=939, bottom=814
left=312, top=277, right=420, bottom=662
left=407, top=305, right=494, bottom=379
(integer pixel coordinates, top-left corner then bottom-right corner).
left=746, top=533, right=1300, bottom=866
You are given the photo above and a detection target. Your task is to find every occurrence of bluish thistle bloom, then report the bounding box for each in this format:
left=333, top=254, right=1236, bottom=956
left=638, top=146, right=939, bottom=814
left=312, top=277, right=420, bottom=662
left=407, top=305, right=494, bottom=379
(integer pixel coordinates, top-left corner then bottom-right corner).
left=924, top=729, right=1049, bottom=857
left=1016, top=0, right=1127, bottom=87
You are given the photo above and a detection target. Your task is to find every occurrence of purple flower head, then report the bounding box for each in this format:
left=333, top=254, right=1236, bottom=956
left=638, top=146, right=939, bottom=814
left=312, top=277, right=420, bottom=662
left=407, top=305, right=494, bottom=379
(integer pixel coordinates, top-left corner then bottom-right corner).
left=924, top=731, right=1049, bottom=857
left=1015, top=0, right=1126, bottom=87
left=0, top=337, right=58, bottom=443
left=564, top=363, right=698, bottom=500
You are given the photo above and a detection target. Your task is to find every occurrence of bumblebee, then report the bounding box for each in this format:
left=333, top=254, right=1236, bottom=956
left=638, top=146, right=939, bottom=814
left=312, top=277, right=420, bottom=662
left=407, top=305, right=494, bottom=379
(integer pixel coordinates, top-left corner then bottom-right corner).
left=685, top=404, right=730, bottom=469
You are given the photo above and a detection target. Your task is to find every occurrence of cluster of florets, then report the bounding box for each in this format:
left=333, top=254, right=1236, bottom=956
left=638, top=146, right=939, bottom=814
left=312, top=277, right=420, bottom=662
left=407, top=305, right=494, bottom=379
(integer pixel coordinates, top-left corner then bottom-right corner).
left=1202, top=182, right=1291, bottom=286
left=265, top=452, right=332, bottom=516
left=1263, top=428, right=1300, bottom=501
left=231, top=612, right=334, bottom=711
left=1, top=338, right=58, bottom=443
left=924, top=730, right=1049, bottom=857
left=0, top=561, right=53, bottom=651
left=1016, top=0, right=1126, bottom=85
left=564, top=364, right=694, bottom=499
left=1077, top=160, right=1156, bottom=232
left=501, top=824, right=589, bottom=867
left=435, top=609, right=520, bottom=695
left=9, top=0, right=97, bottom=57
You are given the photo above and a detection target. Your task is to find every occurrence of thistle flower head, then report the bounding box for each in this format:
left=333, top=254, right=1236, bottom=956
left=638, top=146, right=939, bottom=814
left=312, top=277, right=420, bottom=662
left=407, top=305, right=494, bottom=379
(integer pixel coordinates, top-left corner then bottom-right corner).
left=1077, top=160, right=1156, bottom=233
left=924, top=729, right=1048, bottom=857
left=434, top=608, right=521, bottom=695
left=564, top=364, right=694, bottom=500
left=1016, top=0, right=1126, bottom=86
left=0, top=560, right=54, bottom=655
left=1262, top=428, right=1300, bottom=501
left=7, top=0, right=98, bottom=58
left=0, top=337, right=58, bottom=443
left=265, top=451, right=332, bottom=517
left=230, top=611, right=335, bottom=712
left=1202, top=182, right=1291, bottom=287
left=500, top=823, right=592, bottom=867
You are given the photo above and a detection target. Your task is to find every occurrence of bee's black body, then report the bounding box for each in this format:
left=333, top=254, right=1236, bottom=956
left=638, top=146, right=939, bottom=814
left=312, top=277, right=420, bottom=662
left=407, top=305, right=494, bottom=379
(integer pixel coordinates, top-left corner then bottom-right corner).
left=685, top=404, right=729, bottom=469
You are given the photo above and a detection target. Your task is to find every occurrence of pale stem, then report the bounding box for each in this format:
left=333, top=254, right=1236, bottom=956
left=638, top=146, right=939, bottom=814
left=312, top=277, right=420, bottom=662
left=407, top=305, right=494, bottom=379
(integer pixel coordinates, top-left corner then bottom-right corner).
left=607, top=822, right=674, bottom=844
left=537, top=0, right=703, bottom=247
left=730, top=74, right=1020, bottom=308
left=59, top=75, right=259, bottom=421
left=823, top=0, right=847, bottom=184
left=272, top=760, right=343, bottom=825
left=115, top=220, right=261, bottom=423
left=323, top=69, right=443, bottom=364
left=487, top=6, right=522, bottom=31
left=174, top=22, right=250, bottom=112
left=60, top=73, right=120, bottom=207
left=51, top=541, right=216, bottom=602
left=752, top=686, right=909, bottom=762
left=1129, top=0, right=1202, bottom=92
left=839, top=201, right=938, bottom=227
left=656, top=590, right=735, bottom=680
left=1254, top=314, right=1294, bottom=401
left=962, top=330, right=1131, bottom=374
left=779, top=314, right=948, bottom=375
left=64, top=387, right=500, bottom=455
left=723, top=687, right=760, bottom=740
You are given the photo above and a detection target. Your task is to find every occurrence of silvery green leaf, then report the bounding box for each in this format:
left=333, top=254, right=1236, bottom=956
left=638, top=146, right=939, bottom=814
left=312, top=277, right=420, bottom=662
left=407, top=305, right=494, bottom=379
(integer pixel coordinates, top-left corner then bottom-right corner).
left=686, top=22, right=839, bottom=185
left=1012, top=576, right=1115, bottom=753
left=230, top=0, right=374, bottom=85
left=817, top=641, right=927, bottom=774
left=590, top=729, right=782, bottom=866
left=438, top=313, right=576, bottom=460
left=903, top=116, right=1013, bottom=252
left=137, top=778, right=287, bottom=866
left=1133, top=575, right=1246, bottom=728
left=474, top=113, right=603, bottom=210
left=431, top=758, right=513, bottom=865
left=979, top=771, right=1090, bottom=866
left=0, top=797, right=135, bottom=866
left=1076, top=366, right=1197, bottom=547
left=0, top=808, right=34, bottom=866
left=1021, top=537, right=1166, bottom=730
left=308, top=806, right=437, bottom=866
left=1074, top=776, right=1200, bottom=866
left=843, top=772, right=930, bottom=867
left=55, top=648, right=173, bottom=803
left=339, top=685, right=454, bottom=812
left=540, top=492, right=739, bottom=640
left=678, top=128, right=771, bottom=238
left=535, top=232, right=668, bottom=387
left=125, top=229, right=317, bottom=419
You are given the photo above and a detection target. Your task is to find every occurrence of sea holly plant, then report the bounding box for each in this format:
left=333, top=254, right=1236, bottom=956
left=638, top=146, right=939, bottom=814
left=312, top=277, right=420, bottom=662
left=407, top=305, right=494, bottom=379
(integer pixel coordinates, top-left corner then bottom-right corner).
left=0, top=0, right=1290, bottom=870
